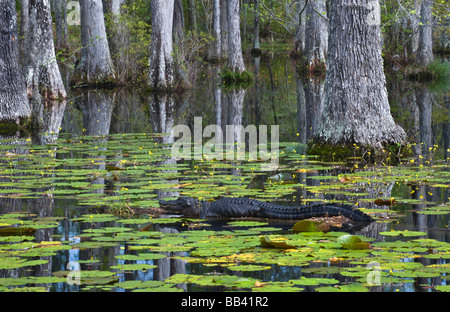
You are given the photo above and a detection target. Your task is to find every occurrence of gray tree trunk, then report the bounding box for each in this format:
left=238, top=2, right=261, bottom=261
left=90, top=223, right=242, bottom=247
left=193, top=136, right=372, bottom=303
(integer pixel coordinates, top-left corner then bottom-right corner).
left=187, top=0, right=197, bottom=32
left=25, top=0, right=66, bottom=100
left=227, top=0, right=246, bottom=73
left=220, top=0, right=229, bottom=56
left=315, top=0, right=405, bottom=147
left=0, top=0, right=31, bottom=122
left=211, top=0, right=221, bottom=60
left=103, top=0, right=127, bottom=82
left=148, top=0, right=175, bottom=90
left=253, top=0, right=261, bottom=51
left=416, top=0, right=434, bottom=66
left=304, top=0, right=328, bottom=70
left=294, top=0, right=307, bottom=52
left=304, top=78, right=325, bottom=140
left=173, top=0, right=185, bottom=42
left=53, top=0, right=63, bottom=46
left=19, top=0, right=29, bottom=62
left=415, top=88, right=433, bottom=154
left=439, top=15, right=449, bottom=52
left=76, top=0, right=116, bottom=85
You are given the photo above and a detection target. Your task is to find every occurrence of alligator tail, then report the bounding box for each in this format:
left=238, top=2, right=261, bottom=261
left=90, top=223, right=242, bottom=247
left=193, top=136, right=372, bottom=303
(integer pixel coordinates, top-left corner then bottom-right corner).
left=262, top=203, right=373, bottom=222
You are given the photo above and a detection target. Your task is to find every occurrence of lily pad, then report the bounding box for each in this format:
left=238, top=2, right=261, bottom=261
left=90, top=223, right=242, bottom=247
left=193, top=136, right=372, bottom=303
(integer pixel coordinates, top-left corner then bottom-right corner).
left=289, top=276, right=339, bottom=286
left=110, top=263, right=158, bottom=271
left=260, top=235, right=296, bottom=249
left=292, top=220, right=329, bottom=233
left=379, top=230, right=427, bottom=237
left=227, top=264, right=272, bottom=272
left=337, top=234, right=371, bottom=250
left=227, top=221, right=269, bottom=227
left=0, top=257, right=48, bottom=269
left=315, top=283, right=369, bottom=292
left=115, top=253, right=167, bottom=261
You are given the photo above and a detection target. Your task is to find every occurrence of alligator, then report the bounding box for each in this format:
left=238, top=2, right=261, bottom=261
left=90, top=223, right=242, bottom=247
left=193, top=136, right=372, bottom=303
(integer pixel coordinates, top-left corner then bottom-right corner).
left=159, top=197, right=373, bottom=222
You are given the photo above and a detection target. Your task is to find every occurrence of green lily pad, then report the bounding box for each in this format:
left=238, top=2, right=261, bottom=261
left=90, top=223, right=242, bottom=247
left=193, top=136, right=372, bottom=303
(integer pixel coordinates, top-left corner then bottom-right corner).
left=289, top=276, right=339, bottom=286
left=1, top=286, right=49, bottom=292
left=110, top=263, right=158, bottom=271
left=436, top=285, right=450, bottom=292
left=315, top=283, right=369, bottom=292
left=227, top=264, right=272, bottom=272
left=115, top=253, right=167, bottom=261
left=260, top=235, right=296, bottom=249
left=337, top=234, right=371, bottom=250
left=53, top=270, right=119, bottom=285
left=115, top=280, right=165, bottom=289
left=0, top=257, right=48, bottom=269
left=379, top=230, right=427, bottom=237
left=292, top=220, right=329, bottom=233
left=227, top=221, right=269, bottom=227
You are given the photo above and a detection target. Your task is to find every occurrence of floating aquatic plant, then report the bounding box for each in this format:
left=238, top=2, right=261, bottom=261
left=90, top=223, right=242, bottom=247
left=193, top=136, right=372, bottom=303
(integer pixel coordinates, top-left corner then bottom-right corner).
left=0, top=132, right=448, bottom=292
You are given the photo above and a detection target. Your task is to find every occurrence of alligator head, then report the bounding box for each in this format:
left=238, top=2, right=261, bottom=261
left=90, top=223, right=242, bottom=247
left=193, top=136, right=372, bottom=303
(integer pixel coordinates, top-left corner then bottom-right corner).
left=159, top=197, right=202, bottom=216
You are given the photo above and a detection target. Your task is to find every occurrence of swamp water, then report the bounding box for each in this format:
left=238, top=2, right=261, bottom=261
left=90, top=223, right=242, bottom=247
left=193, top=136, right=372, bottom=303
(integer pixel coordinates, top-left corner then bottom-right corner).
left=0, top=57, right=448, bottom=292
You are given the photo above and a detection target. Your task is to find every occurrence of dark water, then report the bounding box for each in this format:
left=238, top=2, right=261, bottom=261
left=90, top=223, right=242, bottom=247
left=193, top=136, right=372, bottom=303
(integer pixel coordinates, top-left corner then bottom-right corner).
left=0, top=55, right=448, bottom=292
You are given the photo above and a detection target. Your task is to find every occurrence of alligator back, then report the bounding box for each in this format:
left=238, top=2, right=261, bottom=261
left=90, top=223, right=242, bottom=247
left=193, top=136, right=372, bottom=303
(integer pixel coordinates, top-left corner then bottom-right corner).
left=203, top=197, right=263, bottom=218
left=203, top=197, right=372, bottom=222
left=259, top=202, right=373, bottom=222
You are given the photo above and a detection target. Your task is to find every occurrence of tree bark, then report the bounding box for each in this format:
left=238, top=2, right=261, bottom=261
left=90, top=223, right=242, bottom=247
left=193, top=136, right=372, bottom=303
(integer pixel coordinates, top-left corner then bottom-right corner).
left=19, top=0, right=29, bottom=62
left=220, top=0, right=229, bottom=56
left=25, top=0, right=66, bottom=100
left=294, top=0, right=307, bottom=53
left=75, top=0, right=116, bottom=85
left=315, top=0, right=405, bottom=147
left=173, top=0, right=185, bottom=42
left=53, top=0, right=63, bottom=46
left=253, top=0, right=261, bottom=51
left=211, top=0, right=221, bottom=60
left=187, top=0, right=197, bottom=32
left=0, top=0, right=31, bottom=122
left=148, top=0, right=175, bottom=90
left=103, top=0, right=127, bottom=83
left=304, top=0, right=328, bottom=70
left=416, top=0, right=434, bottom=66
left=415, top=88, right=433, bottom=154
left=227, top=0, right=246, bottom=73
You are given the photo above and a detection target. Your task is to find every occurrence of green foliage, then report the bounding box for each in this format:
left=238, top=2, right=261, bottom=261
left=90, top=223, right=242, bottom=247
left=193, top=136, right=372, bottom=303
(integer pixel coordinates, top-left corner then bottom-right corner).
left=219, top=68, right=254, bottom=89
left=173, top=30, right=213, bottom=84
left=104, top=0, right=152, bottom=84
left=427, top=59, right=450, bottom=91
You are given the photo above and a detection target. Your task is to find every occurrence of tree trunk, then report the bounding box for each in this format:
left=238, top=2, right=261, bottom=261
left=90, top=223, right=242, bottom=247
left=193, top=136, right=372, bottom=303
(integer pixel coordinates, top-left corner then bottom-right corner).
left=187, top=0, right=197, bottom=32
left=304, top=0, right=328, bottom=71
left=173, top=0, right=184, bottom=42
left=439, top=15, right=449, bottom=52
left=103, top=0, right=127, bottom=82
left=75, top=0, right=116, bottom=85
left=315, top=0, right=405, bottom=147
left=220, top=0, right=229, bottom=56
left=304, top=78, right=325, bottom=140
left=294, top=0, right=307, bottom=53
left=253, top=0, right=261, bottom=51
left=54, top=0, right=63, bottom=46
left=227, top=0, right=246, bottom=73
left=25, top=0, right=66, bottom=100
left=415, top=88, right=433, bottom=154
left=148, top=0, right=175, bottom=90
left=211, top=0, right=221, bottom=60
left=62, top=0, right=68, bottom=41
left=19, top=0, right=29, bottom=62
left=416, top=0, right=434, bottom=66
left=0, top=0, right=31, bottom=122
